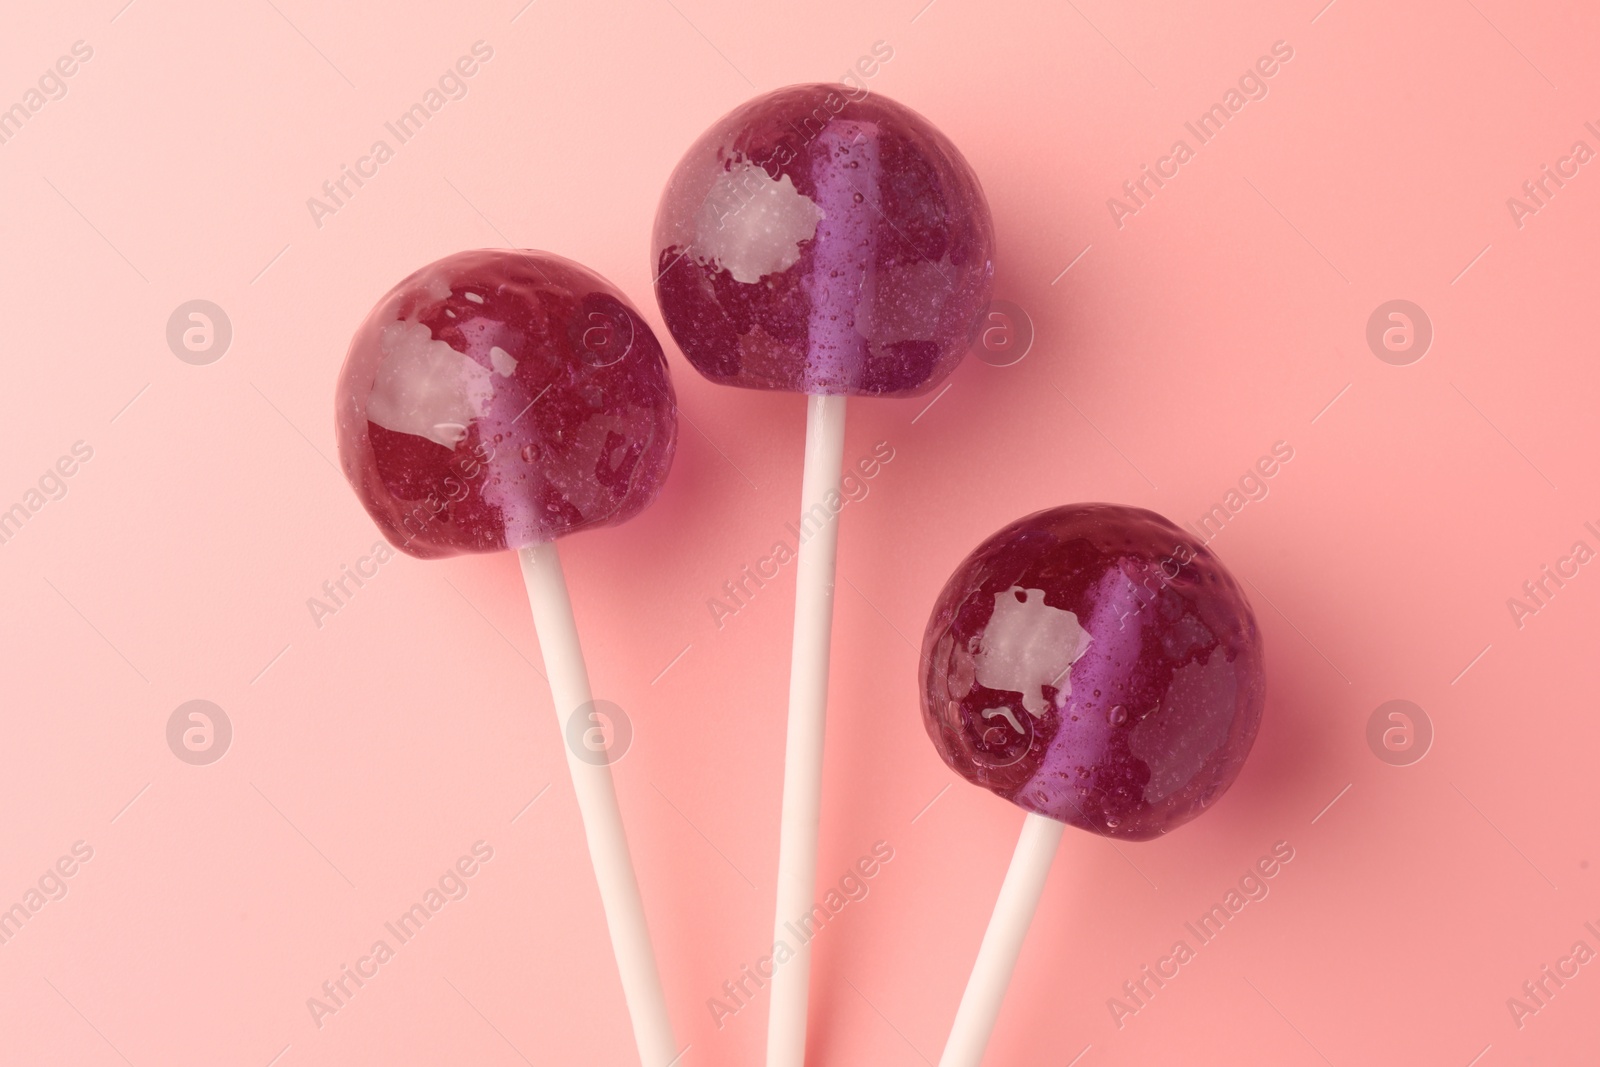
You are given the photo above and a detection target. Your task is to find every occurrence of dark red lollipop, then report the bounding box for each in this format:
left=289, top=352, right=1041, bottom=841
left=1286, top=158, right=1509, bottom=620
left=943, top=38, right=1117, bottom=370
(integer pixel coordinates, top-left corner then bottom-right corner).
left=924, top=504, right=1265, bottom=1065
left=651, top=84, right=996, bottom=1067
left=333, top=249, right=682, bottom=1065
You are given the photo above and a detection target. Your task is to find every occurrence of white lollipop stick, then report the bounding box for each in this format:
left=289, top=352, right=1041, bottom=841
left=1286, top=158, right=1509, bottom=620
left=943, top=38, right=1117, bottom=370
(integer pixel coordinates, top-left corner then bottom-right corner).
left=519, top=541, right=679, bottom=1067
left=766, top=393, right=848, bottom=1067
left=939, top=812, right=1066, bottom=1067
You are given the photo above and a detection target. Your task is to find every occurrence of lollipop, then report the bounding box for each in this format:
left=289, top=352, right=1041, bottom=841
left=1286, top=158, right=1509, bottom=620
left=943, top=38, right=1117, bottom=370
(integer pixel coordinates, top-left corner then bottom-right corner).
left=335, top=249, right=679, bottom=1066
left=653, top=84, right=994, bottom=1066
left=921, top=504, right=1265, bottom=1065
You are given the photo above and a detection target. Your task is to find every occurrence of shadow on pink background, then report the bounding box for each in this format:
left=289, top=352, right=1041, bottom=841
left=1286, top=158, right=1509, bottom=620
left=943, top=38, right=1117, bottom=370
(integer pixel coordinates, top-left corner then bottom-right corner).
left=0, top=0, right=1596, bottom=1063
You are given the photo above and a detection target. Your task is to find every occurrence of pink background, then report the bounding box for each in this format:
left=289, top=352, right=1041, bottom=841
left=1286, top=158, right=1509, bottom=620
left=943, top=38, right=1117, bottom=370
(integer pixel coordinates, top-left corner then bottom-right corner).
left=2, top=0, right=1597, bottom=1063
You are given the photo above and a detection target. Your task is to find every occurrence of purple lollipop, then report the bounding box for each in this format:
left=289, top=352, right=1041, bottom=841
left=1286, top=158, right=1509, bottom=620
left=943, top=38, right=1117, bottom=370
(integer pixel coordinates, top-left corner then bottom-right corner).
left=653, top=83, right=994, bottom=1067
left=922, top=504, right=1265, bottom=1065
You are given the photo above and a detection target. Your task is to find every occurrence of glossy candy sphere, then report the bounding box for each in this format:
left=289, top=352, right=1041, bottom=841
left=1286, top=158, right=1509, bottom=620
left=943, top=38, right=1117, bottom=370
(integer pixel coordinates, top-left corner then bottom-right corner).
left=335, top=249, right=676, bottom=559
left=920, top=505, right=1265, bottom=840
left=652, top=84, right=995, bottom=397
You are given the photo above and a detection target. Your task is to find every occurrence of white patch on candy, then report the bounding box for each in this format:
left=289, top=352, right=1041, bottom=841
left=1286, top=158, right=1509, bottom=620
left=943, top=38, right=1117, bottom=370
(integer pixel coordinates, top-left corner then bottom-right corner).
left=489, top=345, right=518, bottom=377
left=695, top=161, right=824, bottom=284
left=366, top=320, right=495, bottom=448
left=420, top=274, right=451, bottom=302
left=1129, top=649, right=1235, bottom=804
left=974, top=587, right=1093, bottom=718
left=982, top=706, right=1025, bottom=734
